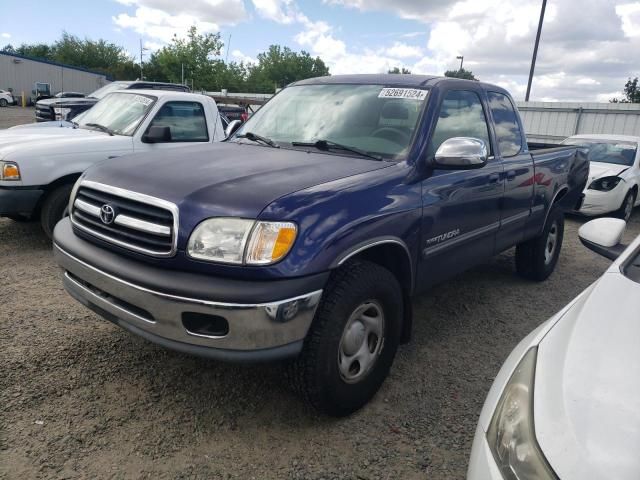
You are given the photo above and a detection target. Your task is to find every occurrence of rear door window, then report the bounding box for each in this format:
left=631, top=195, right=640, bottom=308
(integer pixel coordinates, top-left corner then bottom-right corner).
left=487, top=92, right=523, bottom=157
left=147, top=101, right=209, bottom=142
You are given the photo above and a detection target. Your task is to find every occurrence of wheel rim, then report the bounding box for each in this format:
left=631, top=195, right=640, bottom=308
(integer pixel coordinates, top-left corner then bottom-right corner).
left=624, top=195, right=633, bottom=221
left=544, top=221, right=558, bottom=265
left=338, top=300, right=385, bottom=384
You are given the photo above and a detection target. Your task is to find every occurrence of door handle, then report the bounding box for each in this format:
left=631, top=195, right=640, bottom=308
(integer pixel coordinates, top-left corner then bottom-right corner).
left=506, top=170, right=517, bottom=181
left=489, top=173, right=500, bottom=183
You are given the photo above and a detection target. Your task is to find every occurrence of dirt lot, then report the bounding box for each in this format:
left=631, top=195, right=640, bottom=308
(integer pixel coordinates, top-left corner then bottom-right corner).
left=0, top=107, right=35, bottom=129
left=1, top=212, right=638, bottom=479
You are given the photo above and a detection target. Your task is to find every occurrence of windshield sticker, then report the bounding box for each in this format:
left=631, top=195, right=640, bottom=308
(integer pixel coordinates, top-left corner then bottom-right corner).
left=132, top=95, right=153, bottom=106
left=378, top=88, right=428, bottom=100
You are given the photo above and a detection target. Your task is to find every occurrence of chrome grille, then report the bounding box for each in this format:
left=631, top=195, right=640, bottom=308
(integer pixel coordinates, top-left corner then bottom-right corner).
left=70, top=181, right=178, bottom=257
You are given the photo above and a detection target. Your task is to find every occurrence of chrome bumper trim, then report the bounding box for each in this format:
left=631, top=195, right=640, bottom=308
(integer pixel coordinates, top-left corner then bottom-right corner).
left=55, top=244, right=323, bottom=351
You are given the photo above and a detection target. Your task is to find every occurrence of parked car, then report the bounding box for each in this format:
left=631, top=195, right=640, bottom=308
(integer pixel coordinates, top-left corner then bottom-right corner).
left=0, top=89, right=14, bottom=107
left=0, top=90, right=224, bottom=237
left=51, top=74, right=588, bottom=416
left=218, top=105, right=249, bottom=123
left=53, top=91, right=87, bottom=99
left=562, top=134, right=639, bottom=221
left=468, top=216, right=639, bottom=480
left=35, top=81, right=190, bottom=122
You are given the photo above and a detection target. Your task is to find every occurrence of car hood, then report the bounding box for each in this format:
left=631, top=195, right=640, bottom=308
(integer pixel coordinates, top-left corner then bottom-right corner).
left=534, top=271, right=640, bottom=480
left=36, top=97, right=96, bottom=108
left=588, top=161, right=629, bottom=183
left=9, top=121, right=75, bottom=131
left=0, top=128, right=130, bottom=159
left=84, top=142, right=393, bottom=229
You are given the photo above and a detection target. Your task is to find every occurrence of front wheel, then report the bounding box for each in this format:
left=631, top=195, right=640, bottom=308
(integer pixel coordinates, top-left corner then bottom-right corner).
left=515, top=208, right=564, bottom=281
left=615, top=190, right=636, bottom=222
left=0, top=98, right=7, bottom=107
left=287, top=260, right=403, bottom=417
left=40, top=184, right=73, bottom=239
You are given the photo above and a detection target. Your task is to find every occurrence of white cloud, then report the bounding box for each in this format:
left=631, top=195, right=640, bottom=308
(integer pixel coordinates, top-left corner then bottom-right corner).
left=1, top=33, right=10, bottom=39
left=616, top=3, right=640, bottom=38
left=384, top=42, right=423, bottom=58
left=231, top=49, right=257, bottom=64
left=252, top=0, right=304, bottom=23
left=113, top=0, right=246, bottom=44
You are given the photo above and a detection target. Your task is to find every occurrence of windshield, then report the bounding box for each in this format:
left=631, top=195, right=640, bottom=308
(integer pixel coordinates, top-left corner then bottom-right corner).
left=235, top=84, right=428, bottom=160
left=562, top=139, right=638, bottom=166
left=89, top=82, right=129, bottom=99
left=77, top=92, right=156, bottom=136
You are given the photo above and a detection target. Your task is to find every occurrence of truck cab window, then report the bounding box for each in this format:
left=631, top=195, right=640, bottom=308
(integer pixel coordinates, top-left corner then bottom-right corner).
left=487, top=92, right=523, bottom=157
left=430, top=90, right=491, bottom=154
left=147, top=101, right=209, bottom=142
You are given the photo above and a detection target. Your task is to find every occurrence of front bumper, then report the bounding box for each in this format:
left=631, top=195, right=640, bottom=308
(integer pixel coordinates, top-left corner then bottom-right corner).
left=0, top=186, right=43, bottom=216
left=467, top=425, right=503, bottom=479
left=575, top=185, right=626, bottom=216
left=53, top=219, right=327, bottom=362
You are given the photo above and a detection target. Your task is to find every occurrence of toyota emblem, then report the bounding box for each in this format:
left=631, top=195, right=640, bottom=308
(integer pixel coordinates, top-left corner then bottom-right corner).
left=100, top=204, right=116, bottom=224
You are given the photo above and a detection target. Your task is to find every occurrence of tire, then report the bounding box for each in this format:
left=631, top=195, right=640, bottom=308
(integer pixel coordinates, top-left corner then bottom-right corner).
left=0, top=98, right=7, bottom=107
left=40, top=184, right=73, bottom=239
left=287, top=260, right=403, bottom=417
left=515, top=207, right=564, bottom=281
left=614, top=190, right=636, bottom=222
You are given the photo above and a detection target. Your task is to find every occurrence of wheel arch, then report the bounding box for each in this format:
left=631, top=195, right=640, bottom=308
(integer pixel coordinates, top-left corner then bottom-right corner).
left=32, top=173, right=82, bottom=215
left=332, top=237, right=415, bottom=343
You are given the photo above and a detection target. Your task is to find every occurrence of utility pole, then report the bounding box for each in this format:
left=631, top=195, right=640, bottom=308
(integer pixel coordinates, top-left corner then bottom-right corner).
left=456, top=55, right=464, bottom=71
left=139, top=39, right=148, bottom=80
left=225, top=34, right=232, bottom=64
left=181, top=63, right=184, bottom=85
left=526, top=0, right=547, bottom=101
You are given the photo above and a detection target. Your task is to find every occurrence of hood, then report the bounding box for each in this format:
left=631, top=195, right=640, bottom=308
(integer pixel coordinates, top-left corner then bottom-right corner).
left=9, top=121, right=75, bottom=131
left=534, top=272, right=640, bottom=480
left=36, top=97, right=97, bottom=108
left=85, top=142, right=393, bottom=224
left=0, top=128, right=130, bottom=159
left=588, top=161, right=629, bottom=183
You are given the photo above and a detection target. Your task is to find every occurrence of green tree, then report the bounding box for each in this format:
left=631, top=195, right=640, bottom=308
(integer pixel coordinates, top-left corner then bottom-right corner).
left=611, top=77, right=640, bottom=103
left=388, top=67, right=411, bottom=74
left=444, top=68, right=478, bottom=81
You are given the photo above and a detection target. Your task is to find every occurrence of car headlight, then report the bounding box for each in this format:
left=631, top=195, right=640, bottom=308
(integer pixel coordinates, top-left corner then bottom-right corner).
left=487, top=347, right=557, bottom=480
left=53, top=107, right=72, bottom=119
left=187, top=218, right=297, bottom=265
left=588, top=176, right=622, bottom=191
left=0, top=161, right=21, bottom=181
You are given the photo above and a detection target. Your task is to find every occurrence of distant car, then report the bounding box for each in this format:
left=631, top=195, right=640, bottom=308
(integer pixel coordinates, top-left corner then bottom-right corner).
left=468, top=216, right=640, bottom=480
left=218, top=105, right=248, bottom=123
left=35, top=81, right=191, bottom=122
left=0, top=89, right=14, bottom=107
left=563, top=134, right=639, bottom=221
left=53, top=92, right=87, bottom=99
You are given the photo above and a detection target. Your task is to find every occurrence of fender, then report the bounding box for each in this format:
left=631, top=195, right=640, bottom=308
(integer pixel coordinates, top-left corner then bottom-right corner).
left=541, top=184, right=569, bottom=229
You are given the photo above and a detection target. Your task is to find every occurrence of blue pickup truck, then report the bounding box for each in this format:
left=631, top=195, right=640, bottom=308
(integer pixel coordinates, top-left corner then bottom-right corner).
left=52, top=75, right=588, bottom=416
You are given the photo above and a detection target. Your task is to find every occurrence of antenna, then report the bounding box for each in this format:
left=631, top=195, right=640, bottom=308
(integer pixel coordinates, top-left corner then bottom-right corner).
left=225, top=34, right=231, bottom=63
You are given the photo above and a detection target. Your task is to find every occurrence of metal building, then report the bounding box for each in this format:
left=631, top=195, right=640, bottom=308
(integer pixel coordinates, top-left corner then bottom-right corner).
left=516, top=101, right=640, bottom=144
left=0, top=51, right=111, bottom=101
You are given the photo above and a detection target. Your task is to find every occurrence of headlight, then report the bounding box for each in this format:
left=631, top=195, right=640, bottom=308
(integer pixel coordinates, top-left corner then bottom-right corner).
left=588, top=176, right=622, bottom=191
left=187, top=218, right=297, bottom=265
left=487, top=348, right=557, bottom=480
left=53, top=107, right=72, bottom=120
left=0, top=161, right=21, bottom=181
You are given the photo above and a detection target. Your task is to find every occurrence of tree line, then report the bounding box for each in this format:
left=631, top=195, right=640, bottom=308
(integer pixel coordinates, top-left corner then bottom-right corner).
left=1, top=27, right=330, bottom=94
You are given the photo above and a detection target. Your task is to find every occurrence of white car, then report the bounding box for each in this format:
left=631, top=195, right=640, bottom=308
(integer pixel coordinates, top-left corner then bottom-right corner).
left=0, top=90, right=226, bottom=237
left=563, top=134, right=639, bottom=221
left=468, top=217, right=640, bottom=480
left=0, top=89, right=14, bottom=107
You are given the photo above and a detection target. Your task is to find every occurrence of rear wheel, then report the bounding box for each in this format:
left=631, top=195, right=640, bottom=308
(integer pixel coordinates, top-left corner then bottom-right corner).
left=614, top=190, right=636, bottom=222
left=0, top=98, right=8, bottom=107
left=287, top=260, right=403, bottom=417
left=515, top=207, right=564, bottom=281
left=40, top=184, right=73, bottom=239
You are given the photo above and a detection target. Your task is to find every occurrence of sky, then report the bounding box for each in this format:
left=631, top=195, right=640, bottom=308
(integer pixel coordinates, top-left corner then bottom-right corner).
left=2, top=0, right=640, bottom=102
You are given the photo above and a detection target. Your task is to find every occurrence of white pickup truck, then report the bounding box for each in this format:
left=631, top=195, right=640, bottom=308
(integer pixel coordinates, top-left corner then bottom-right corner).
left=0, top=90, right=225, bottom=237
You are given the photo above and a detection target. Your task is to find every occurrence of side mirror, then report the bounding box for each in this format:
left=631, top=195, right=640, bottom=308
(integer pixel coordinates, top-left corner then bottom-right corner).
left=434, top=137, right=488, bottom=170
left=142, top=125, right=171, bottom=143
left=225, top=119, right=242, bottom=138
left=578, top=218, right=627, bottom=260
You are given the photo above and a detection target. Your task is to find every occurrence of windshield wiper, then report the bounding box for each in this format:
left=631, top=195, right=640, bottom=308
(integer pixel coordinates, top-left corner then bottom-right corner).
left=237, top=131, right=279, bottom=148
left=291, top=139, right=384, bottom=161
left=85, top=123, right=115, bottom=136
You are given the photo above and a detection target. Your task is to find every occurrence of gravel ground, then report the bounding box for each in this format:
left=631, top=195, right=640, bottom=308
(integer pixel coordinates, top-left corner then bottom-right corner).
left=1, top=212, right=638, bottom=480
left=0, top=107, right=35, bottom=129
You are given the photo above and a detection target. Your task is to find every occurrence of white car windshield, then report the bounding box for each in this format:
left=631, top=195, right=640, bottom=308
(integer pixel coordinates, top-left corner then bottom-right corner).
left=234, top=84, right=429, bottom=160
left=563, top=139, right=638, bottom=166
left=77, top=92, right=156, bottom=136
